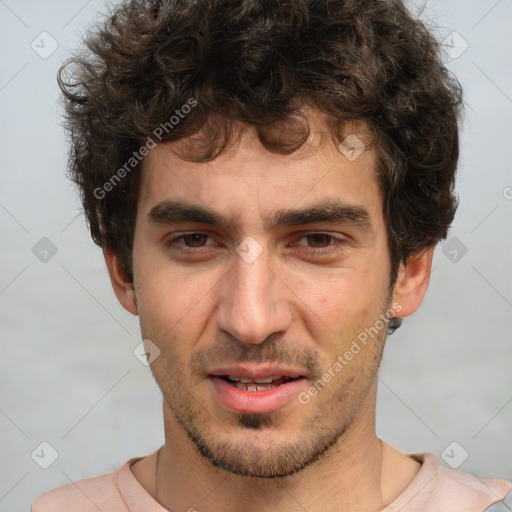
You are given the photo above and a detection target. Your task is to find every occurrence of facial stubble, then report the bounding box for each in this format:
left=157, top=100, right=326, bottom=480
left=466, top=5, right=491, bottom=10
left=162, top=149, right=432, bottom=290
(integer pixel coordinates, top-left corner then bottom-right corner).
left=145, top=304, right=390, bottom=479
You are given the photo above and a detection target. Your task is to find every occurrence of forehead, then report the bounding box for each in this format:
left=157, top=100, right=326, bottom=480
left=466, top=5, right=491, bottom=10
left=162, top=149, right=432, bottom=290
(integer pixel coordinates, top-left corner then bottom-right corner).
left=137, top=115, right=383, bottom=230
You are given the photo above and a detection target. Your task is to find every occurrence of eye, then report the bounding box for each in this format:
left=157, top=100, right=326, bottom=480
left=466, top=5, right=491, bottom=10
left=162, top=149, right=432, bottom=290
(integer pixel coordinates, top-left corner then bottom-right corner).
left=165, top=233, right=216, bottom=252
left=292, top=233, right=346, bottom=254
left=164, top=232, right=347, bottom=256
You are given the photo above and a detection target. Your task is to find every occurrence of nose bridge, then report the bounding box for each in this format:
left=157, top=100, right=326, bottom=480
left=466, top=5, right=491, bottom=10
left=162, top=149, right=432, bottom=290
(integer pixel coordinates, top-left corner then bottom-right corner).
left=216, top=244, right=290, bottom=344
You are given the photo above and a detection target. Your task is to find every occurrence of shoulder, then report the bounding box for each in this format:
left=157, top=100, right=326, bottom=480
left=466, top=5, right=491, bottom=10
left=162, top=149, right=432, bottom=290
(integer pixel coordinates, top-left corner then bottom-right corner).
left=393, top=452, right=512, bottom=512
left=30, top=459, right=139, bottom=512
left=433, top=454, right=511, bottom=498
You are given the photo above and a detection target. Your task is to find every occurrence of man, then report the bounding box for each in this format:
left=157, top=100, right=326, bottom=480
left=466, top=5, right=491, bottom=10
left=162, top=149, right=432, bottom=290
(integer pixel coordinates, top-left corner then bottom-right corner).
left=32, top=0, right=511, bottom=510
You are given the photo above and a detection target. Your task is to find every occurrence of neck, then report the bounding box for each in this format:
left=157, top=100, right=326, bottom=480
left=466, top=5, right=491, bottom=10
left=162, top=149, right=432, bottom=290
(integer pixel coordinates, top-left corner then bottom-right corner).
left=149, top=385, right=415, bottom=512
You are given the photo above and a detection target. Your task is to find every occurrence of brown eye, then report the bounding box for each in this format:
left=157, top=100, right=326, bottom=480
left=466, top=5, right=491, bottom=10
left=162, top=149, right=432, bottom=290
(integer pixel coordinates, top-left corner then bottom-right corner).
left=181, top=233, right=209, bottom=247
left=165, top=233, right=216, bottom=253
left=292, top=232, right=346, bottom=256
left=305, top=233, right=333, bottom=248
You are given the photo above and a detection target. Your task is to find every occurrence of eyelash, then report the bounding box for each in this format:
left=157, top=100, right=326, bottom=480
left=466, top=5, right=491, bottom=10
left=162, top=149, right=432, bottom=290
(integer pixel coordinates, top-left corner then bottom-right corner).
left=165, top=232, right=346, bottom=255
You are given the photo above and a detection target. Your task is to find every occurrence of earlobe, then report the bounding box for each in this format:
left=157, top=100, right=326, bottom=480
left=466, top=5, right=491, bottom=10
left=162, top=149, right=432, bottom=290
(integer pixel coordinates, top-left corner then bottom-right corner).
left=391, top=247, right=435, bottom=318
left=103, top=248, right=138, bottom=316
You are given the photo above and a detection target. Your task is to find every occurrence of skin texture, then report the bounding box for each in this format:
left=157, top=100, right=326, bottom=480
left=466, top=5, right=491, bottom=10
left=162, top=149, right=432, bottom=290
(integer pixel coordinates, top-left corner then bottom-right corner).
left=104, top=111, right=433, bottom=512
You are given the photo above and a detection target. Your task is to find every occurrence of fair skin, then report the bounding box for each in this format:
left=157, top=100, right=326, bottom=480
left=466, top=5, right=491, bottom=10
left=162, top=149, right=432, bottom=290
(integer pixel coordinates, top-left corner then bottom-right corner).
left=104, top=112, right=433, bottom=512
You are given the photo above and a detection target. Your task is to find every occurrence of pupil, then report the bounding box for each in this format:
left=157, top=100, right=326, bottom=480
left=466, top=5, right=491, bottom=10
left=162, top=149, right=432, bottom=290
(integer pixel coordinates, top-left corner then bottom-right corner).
left=307, top=234, right=330, bottom=247
left=184, top=234, right=207, bottom=247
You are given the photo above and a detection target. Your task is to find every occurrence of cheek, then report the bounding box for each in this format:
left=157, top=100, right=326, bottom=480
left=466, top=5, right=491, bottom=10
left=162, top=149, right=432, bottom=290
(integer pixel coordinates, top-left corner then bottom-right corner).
left=133, top=255, right=225, bottom=344
left=298, top=265, right=388, bottom=357
left=309, top=266, right=383, bottom=316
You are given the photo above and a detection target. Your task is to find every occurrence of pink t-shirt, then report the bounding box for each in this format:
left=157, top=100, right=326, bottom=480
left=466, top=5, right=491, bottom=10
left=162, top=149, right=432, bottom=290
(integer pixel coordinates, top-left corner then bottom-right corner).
left=31, top=451, right=512, bottom=512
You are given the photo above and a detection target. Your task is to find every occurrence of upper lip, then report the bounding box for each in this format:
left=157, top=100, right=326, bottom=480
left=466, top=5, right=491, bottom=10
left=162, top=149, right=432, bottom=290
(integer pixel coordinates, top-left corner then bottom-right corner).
left=208, top=364, right=306, bottom=380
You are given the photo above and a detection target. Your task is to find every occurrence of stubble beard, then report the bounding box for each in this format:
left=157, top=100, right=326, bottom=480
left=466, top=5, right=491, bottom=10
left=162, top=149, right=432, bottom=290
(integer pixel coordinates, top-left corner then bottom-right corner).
left=151, top=315, right=388, bottom=479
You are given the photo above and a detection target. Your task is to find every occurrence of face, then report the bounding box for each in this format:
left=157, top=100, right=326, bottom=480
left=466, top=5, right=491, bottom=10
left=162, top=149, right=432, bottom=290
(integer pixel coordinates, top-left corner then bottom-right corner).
left=130, top=118, right=398, bottom=478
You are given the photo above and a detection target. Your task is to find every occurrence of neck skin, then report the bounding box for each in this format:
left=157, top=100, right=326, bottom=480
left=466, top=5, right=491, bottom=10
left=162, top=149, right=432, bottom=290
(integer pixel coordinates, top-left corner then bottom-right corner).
left=131, top=383, right=421, bottom=512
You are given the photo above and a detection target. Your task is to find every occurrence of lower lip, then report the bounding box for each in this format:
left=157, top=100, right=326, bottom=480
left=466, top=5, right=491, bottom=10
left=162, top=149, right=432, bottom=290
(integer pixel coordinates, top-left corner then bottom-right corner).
left=208, top=376, right=307, bottom=414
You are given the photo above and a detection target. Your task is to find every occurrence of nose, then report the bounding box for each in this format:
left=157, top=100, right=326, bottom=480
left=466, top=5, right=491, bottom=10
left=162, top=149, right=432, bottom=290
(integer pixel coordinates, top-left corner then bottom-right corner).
left=215, top=245, right=293, bottom=345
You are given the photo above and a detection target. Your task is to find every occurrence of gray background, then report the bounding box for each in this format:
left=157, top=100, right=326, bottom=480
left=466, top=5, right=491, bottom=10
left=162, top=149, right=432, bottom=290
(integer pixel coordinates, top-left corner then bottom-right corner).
left=0, top=0, right=511, bottom=510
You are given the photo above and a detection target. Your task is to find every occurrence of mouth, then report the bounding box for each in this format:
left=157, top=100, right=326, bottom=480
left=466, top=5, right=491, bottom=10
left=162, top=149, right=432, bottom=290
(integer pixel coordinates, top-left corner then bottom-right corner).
left=218, top=375, right=300, bottom=391
left=207, top=374, right=307, bottom=414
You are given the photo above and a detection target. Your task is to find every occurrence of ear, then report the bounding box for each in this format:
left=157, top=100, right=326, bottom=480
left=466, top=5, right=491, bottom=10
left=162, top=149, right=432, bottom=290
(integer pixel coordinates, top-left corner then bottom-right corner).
left=390, top=246, right=434, bottom=318
left=103, top=247, right=138, bottom=316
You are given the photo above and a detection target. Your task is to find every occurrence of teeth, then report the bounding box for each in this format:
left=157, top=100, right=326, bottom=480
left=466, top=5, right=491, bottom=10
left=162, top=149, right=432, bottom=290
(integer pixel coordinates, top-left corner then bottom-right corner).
left=233, top=382, right=278, bottom=391
left=239, top=376, right=283, bottom=384
left=223, top=375, right=295, bottom=390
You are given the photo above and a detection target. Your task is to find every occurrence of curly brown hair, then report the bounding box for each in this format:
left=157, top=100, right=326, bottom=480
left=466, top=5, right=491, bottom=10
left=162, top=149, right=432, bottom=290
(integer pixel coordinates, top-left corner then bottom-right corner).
left=57, top=0, right=463, bottom=288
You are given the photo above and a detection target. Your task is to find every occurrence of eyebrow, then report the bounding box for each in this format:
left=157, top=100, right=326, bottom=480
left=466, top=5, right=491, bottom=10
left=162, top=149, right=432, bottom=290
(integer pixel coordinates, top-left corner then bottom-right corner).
left=147, top=199, right=372, bottom=232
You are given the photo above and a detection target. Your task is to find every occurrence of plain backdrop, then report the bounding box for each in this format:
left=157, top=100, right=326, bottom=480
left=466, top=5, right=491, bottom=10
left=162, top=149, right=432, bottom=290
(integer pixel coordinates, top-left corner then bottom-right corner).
left=0, top=0, right=511, bottom=510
